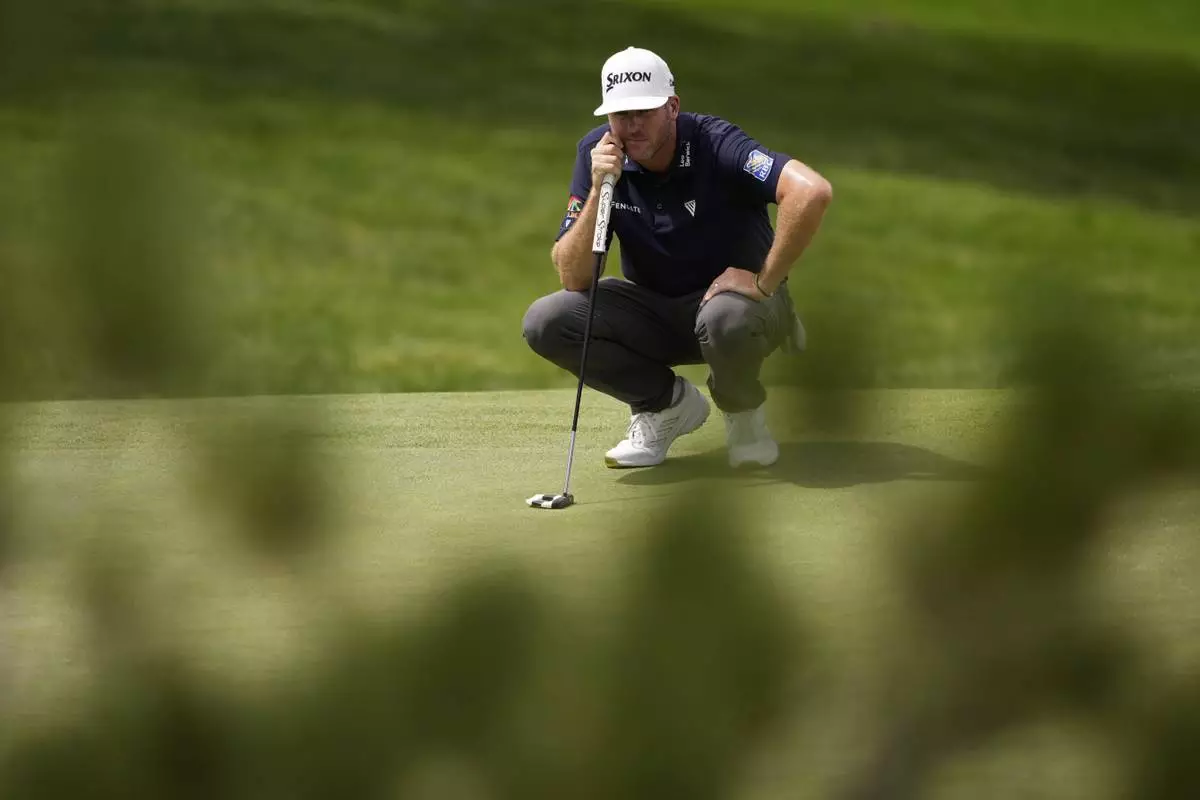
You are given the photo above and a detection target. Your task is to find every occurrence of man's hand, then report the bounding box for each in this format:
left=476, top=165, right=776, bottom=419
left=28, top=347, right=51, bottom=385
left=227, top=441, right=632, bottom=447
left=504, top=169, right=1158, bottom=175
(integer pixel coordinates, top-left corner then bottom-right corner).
left=702, top=267, right=769, bottom=304
left=591, top=131, right=624, bottom=190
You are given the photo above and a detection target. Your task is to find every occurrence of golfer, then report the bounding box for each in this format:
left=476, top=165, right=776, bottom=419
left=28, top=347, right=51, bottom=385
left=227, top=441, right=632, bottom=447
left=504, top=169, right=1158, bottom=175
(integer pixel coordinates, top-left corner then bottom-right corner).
left=523, top=46, right=833, bottom=469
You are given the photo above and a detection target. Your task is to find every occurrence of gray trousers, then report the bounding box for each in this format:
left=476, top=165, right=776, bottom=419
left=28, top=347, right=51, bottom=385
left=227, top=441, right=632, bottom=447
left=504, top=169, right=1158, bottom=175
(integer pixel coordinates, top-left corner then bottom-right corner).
left=522, top=277, right=802, bottom=414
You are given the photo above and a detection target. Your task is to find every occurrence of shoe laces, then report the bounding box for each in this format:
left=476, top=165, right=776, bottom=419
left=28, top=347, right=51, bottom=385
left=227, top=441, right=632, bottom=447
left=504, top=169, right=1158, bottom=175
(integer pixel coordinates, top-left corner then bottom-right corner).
left=627, top=406, right=682, bottom=449
left=627, top=413, right=657, bottom=448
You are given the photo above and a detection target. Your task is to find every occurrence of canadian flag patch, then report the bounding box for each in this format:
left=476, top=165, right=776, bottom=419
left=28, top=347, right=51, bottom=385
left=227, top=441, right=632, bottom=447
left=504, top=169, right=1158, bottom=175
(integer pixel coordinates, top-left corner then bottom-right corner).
left=684, top=199, right=696, bottom=216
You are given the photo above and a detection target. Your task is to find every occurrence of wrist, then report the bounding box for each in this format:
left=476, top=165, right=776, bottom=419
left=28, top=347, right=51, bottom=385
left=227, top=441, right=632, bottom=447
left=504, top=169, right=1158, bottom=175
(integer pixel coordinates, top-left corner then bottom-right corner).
left=754, top=272, right=777, bottom=297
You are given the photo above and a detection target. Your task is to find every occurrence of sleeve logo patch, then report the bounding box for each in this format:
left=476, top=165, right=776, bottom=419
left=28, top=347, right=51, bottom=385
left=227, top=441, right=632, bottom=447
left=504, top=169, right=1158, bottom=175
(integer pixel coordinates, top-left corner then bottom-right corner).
left=566, top=195, right=584, bottom=216
left=743, top=150, right=774, bottom=181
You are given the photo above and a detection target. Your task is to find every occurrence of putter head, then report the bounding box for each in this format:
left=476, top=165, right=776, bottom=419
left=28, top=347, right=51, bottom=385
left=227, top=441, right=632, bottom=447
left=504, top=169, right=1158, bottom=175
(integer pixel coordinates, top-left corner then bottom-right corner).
left=526, top=492, right=575, bottom=509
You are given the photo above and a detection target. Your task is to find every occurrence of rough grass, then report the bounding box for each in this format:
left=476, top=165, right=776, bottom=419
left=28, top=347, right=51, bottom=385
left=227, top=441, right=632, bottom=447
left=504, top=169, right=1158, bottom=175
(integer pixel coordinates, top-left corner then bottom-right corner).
left=1, top=0, right=1198, bottom=397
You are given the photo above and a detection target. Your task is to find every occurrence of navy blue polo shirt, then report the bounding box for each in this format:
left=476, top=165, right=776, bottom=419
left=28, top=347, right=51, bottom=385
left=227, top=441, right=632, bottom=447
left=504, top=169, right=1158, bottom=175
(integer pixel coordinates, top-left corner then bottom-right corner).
left=555, top=112, right=793, bottom=297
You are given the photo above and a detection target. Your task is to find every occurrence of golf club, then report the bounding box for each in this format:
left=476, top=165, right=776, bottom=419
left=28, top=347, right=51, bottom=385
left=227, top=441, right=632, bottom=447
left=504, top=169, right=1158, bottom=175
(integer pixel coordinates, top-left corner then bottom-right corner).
left=527, top=173, right=617, bottom=510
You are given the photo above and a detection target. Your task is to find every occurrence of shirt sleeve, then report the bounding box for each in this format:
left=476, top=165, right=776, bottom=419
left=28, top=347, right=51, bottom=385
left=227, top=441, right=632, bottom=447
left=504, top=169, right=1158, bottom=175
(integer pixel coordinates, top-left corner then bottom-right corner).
left=710, top=118, right=793, bottom=205
left=555, top=139, right=594, bottom=242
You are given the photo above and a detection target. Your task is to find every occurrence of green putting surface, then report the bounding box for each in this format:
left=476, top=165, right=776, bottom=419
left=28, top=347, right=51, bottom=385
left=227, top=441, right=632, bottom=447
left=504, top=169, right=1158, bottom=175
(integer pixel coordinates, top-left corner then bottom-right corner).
left=5, top=383, right=1000, bottom=565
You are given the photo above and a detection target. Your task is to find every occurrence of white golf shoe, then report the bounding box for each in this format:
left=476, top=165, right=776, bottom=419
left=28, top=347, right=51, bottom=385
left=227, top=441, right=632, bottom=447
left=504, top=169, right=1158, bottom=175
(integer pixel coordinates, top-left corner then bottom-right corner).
left=604, top=378, right=711, bottom=468
left=724, top=405, right=779, bottom=468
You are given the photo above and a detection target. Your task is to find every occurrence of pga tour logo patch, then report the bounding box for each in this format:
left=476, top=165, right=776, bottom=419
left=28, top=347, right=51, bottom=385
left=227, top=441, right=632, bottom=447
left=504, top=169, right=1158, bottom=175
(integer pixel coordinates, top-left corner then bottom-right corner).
left=743, top=149, right=774, bottom=182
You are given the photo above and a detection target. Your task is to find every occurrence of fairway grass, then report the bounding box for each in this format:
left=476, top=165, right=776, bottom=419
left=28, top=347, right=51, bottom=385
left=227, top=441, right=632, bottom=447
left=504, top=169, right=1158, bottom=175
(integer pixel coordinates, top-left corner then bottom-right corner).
left=4, top=387, right=1198, bottom=796
left=2, top=0, right=1198, bottom=397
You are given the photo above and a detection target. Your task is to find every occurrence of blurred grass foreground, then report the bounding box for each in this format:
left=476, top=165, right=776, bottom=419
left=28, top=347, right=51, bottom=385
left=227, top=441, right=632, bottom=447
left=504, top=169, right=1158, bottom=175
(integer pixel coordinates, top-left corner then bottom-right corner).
left=2, top=0, right=1200, bottom=798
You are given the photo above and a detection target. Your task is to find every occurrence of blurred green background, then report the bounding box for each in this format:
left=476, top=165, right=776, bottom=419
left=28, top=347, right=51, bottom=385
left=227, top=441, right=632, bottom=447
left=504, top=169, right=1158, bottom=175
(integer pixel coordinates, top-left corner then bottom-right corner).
left=1, top=0, right=1197, bottom=398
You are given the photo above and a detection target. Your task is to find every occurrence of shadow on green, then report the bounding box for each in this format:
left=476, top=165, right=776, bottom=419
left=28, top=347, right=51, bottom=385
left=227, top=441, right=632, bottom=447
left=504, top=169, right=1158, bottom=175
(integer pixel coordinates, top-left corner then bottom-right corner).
left=617, top=440, right=987, bottom=489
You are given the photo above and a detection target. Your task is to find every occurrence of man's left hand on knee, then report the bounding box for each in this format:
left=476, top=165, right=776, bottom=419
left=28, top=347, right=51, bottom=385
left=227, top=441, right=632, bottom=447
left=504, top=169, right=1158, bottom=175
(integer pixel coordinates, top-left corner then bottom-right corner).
left=702, top=266, right=772, bottom=304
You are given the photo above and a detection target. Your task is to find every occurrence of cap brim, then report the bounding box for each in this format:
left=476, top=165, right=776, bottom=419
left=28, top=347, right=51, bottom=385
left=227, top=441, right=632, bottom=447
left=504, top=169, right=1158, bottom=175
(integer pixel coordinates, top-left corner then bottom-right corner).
left=593, top=95, right=669, bottom=116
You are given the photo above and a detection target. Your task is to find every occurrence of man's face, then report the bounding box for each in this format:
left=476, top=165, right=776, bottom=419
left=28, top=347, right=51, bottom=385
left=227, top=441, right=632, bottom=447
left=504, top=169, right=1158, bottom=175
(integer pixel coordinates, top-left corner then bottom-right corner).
left=608, top=98, right=678, bottom=164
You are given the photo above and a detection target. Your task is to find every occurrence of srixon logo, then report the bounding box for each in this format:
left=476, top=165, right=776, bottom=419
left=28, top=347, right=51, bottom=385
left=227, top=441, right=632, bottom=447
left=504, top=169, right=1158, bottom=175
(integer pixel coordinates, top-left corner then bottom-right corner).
left=605, top=71, right=651, bottom=92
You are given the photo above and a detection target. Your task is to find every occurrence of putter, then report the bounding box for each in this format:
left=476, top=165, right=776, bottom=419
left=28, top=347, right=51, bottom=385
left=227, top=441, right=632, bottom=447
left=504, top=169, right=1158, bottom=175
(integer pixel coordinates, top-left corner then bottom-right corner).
left=527, top=173, right=617, bottom=510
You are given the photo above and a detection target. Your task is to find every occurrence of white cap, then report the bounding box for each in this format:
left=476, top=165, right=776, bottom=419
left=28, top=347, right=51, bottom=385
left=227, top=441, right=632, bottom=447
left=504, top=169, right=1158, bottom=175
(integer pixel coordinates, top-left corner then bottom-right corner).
left=593, top=46, right=676, bottom=116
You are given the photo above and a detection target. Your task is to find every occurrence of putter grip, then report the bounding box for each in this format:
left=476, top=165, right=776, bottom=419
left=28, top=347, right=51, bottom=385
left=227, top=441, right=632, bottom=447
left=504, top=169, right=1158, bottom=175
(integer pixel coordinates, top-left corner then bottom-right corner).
left=591, top=173, right=616, bottom=254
